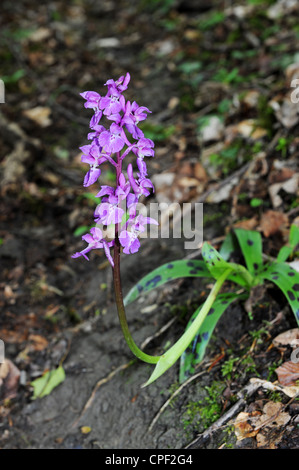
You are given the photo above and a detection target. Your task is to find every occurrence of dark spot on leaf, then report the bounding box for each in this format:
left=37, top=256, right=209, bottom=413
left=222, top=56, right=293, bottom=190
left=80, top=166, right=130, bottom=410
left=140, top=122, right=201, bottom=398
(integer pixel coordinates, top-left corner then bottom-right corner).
left=247, top=240, right=253, bottom=246
left=189, top=269, right=199, bottom=275
left=287, top=290, right=295, bottom=301
left=292, top=284, right=299, bottom=291
left=167, top=263, right=174, bottom=269
left=145, top=275, right=162, bottom=289
left=221, top=300, right=228, bottom=304
left=288, top=272, right=295, bottom=277
left=208, top=308, right=215, bottom=316
left=202, top=332, right=209, bottom=340
left=137, top=285, right=143, bottom=293
left=272, top=276, right=279, bottom=280
left=253, top=263, right=259, bottom=270
left=187, top=261, right=194, bottom=267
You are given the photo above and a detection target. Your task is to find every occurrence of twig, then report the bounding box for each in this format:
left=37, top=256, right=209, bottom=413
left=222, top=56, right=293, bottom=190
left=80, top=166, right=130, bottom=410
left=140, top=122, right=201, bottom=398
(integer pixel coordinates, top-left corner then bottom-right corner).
left=71, top=360, right=135, bottom=429
left=184, top=380, right=262, bottom=449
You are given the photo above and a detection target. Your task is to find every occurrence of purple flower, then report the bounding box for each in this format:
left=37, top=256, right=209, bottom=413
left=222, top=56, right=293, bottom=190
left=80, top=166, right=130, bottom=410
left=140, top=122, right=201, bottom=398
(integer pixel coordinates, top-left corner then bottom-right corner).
left=72, top=227, right=114, bottom=264
left=94, top=201, right=124, bottom=226
left=122, top=101, right=151, bottom=139
left=104, top=73, right=131, bottom=94
left=80, top=92, right=103, bottom=128
left=132, top=137, right=155, bottom=158
left=127, top=163, right=154, bottom=197
left=98, top=123, right=126, bottom=153
left=87, top=124, right=106, bottom=142
left=80, top=91, right=101, bottom=110
left=115, top=173, right=131, bottom=200
left=100, top=92, right=124, bottom=117
left=119, top=214, right=158, bottom=254
left=80, top=142, right=110, bottom=187
left=74, top=73, right=156, bottom=265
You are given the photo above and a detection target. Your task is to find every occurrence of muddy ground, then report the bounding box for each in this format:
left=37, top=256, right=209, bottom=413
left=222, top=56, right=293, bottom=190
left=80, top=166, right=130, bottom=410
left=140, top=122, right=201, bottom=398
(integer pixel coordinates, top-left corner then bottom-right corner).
left=0, top=0, right=299, bottom=449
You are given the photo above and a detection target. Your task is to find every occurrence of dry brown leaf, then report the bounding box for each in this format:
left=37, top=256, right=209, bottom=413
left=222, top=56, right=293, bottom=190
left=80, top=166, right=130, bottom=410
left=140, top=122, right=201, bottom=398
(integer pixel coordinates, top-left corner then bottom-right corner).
left=268, top=173, right=299, bottom=208
left=225, top=119, right=267, bottom=141
left=269, top=95, right=299, bottom=128
left=269, top=166, right=295, bottom=185
left=250, top=377, right=299, bottom=398
left=234, top=401, right=291, bottom=447
left=23, top=107, right=52, bottom=128
left=241, top=90, right=260, bottom=108
left=275, top=361, right=299, bottom=386
left=273, top=328, right=299, bottom=348
left=28, top=334, right=49, bottom=352
left=0, top=360, right=20, bottom=400
left=233, top=217, right=259, bottom=231
left=260, top=210, right=288, bottom=237
left=234, top=411, right=261, bottom=440
left=200, top=116, right=224, bottom=142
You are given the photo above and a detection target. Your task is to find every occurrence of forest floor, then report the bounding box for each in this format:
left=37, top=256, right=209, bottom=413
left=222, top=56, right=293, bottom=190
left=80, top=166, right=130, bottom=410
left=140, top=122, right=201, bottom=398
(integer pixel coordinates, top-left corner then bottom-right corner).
left=0, top=0, right=299, bottom=449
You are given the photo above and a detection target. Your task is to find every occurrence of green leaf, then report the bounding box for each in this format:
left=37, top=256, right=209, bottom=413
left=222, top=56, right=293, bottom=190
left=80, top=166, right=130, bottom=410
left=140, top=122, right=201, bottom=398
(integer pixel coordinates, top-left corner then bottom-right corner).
left=277, top=224, right=299, bottom=262
left=289, top=224, right=299, bottom=248
left=234, top=228, right=263, bottom=275
left=143, top=269, right=233, bottom=386
left=219, top=232, right=238, bottom=261
left=202, top=242, right=252, bottom=287
left=277, top=246, right=293, bottom=263
left=258, top=262, right=299, bottom=327
left=179, top=291, right=248, bottom=383
left=124, top=260, right=213, bottom=307
left=2, top=69, right=25, bottom=84
left=31, top=366, right=65, bottom=399
left=73, top=225, right=91, bottom=237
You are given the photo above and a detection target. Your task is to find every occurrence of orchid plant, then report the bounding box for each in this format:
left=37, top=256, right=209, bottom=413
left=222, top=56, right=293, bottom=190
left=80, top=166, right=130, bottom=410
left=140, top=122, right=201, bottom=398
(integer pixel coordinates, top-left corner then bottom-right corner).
left=72, top=73, right=299, bottom=387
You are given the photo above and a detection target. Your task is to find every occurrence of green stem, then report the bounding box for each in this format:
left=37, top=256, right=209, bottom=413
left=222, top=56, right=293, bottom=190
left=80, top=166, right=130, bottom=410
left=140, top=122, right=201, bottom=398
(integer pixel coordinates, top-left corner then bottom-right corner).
left=113, top=237, right=159, bottom=364
left=113, top=150, right=159, bottom=365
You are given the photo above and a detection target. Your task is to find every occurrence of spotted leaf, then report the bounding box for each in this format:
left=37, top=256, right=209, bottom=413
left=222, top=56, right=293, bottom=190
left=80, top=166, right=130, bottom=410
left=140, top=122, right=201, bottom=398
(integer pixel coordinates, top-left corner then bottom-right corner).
left=234, top=228, right=263, bottom=275
left=257, top=262, right=299, bottom=327
left=179, top=292, right=248, bottom=383
left=277, top=224, right=299, bottom=263
left=202, top=242, right=252, bottom=288
left=124, top=259, right=212, bottom=307
left=219, top=231, right=239, bottom=261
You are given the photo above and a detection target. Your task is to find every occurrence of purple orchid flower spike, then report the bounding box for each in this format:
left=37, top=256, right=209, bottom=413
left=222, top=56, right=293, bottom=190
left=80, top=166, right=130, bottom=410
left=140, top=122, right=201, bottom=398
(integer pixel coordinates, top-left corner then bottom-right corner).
left=72, top=74, right=178, bottom=380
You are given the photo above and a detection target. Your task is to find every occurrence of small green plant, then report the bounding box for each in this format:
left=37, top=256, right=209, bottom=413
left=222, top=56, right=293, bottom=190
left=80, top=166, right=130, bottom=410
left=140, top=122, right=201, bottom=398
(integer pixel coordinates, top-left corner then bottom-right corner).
left=275, top=137, right=289, bottom=158
left=183, top=382, right=225, bottom=432
left=125, top=225, right=299, bottom=384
